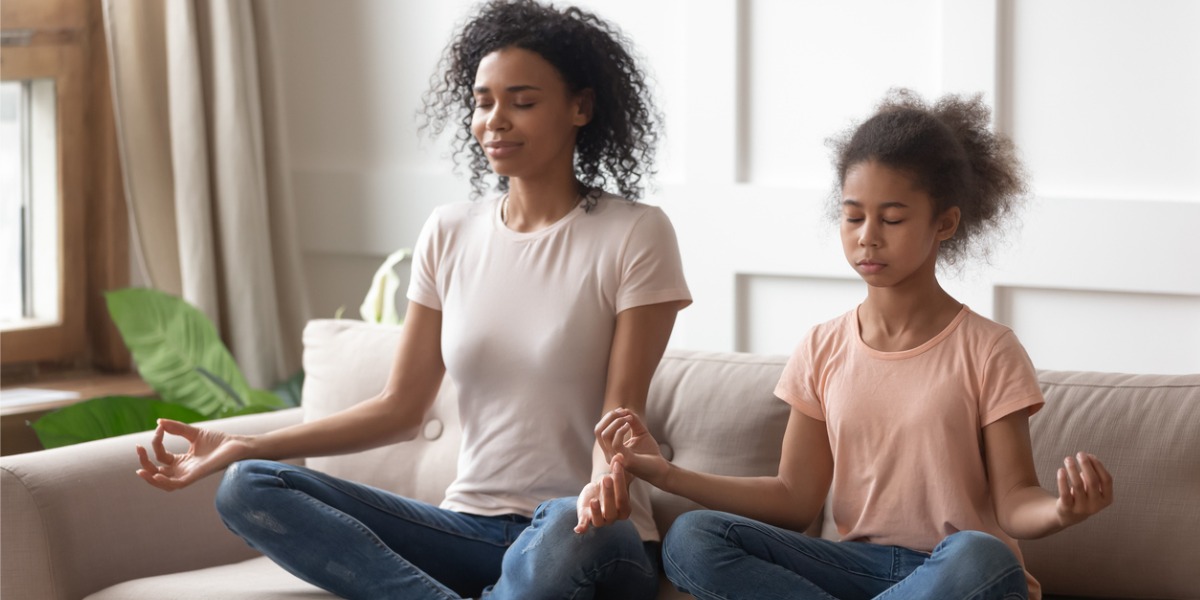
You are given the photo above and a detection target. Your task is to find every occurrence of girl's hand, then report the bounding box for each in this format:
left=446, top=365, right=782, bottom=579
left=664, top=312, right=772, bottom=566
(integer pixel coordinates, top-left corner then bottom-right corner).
left=595, top=407, right=670, bottom=486
left=135, top=419, right=250, bottom=491
left=1055, top=452, right=1114, bottom=527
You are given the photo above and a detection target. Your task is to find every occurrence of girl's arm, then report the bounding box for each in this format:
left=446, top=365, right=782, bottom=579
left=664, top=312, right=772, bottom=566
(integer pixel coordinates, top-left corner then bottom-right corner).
left=575, top=300, right=683, bottom=532
left=136, top=301, right=447, bottom=491
left=597, top=405, right=833, bottom=533
left=983, top=410, right=1114, bottom=539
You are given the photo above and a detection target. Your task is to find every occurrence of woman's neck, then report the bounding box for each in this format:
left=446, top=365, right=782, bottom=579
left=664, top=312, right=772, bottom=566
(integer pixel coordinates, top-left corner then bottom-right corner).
left=503, top=172, right=582, bottom=232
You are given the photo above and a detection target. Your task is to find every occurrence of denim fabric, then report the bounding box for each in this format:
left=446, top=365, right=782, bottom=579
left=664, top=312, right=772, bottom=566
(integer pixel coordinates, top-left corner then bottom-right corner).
left=215, top=460, right=658, bottom=600
left=663, top=510, right=1028, bottom=600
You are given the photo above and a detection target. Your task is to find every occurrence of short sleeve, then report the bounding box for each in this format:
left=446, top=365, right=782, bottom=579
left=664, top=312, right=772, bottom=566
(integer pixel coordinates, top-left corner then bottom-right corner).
left=774, top=329, right=826, bottom=421
left=615, top=207, right=692, bottom=313
left=979, top=330, right=1044, bottom=427
left=406, top=210, right=443, bottom=311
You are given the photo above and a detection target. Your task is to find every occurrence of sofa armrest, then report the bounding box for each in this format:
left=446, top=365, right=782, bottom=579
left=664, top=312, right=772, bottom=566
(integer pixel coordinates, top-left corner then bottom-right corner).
left=1, top=408, right=302, bottom=600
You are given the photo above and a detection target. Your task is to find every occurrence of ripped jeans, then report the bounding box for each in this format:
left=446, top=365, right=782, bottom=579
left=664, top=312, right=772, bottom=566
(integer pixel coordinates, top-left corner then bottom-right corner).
left=215, top=460, right=660, bottom=600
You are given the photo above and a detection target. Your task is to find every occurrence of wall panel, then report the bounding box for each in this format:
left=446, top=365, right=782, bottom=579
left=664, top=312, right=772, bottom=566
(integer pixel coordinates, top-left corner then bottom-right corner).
left=1008, top=0, right=1200, bottom=201
left=271, top=0, right=1200, bottom=376
left=997, top=286, right=1200, bottom=375
left=745, top=0, right=942, bottom=188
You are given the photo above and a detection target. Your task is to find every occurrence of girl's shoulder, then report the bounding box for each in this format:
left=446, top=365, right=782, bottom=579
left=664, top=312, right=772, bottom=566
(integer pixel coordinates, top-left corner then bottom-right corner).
left=796, top=308, right=859, bottom=357
left=957, top=307, right=1021, bottom=346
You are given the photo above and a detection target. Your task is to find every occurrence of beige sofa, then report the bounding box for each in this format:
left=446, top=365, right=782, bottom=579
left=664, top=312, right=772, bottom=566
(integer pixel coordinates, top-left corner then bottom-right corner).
left=3, top=319, right=1198, bottom=599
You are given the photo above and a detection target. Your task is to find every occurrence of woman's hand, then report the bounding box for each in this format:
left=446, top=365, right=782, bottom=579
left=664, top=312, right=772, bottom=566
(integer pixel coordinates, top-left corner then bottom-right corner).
left=135, top=419, right=250, bottom=491
left=574, top=459, right=632, bottom=533
left=595, top=407, right=670, bottom=487
left=1055, top=452, right=1114, bottom=527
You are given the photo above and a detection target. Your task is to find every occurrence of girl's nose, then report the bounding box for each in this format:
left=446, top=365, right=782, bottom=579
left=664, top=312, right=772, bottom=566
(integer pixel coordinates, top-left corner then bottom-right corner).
left=859, top=222, right=881, bottom=247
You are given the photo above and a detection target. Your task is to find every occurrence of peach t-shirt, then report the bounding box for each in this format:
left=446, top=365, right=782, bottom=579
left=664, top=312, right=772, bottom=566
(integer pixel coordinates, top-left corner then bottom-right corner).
left=775, top=305, right=1044, bottom=598
left=407, top=193, right=691, bottom=541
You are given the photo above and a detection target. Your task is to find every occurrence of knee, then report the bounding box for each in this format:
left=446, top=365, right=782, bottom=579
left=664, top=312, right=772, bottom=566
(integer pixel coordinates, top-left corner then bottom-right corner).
left=214, top=459, right=276, bottom=519
left=542, top=496, right=642, bottom=553
left=937, top=531, right=1021, bottom=573
left=525, top=497, right=646, bottom=568
left=662, top=511, right=729, bottom=582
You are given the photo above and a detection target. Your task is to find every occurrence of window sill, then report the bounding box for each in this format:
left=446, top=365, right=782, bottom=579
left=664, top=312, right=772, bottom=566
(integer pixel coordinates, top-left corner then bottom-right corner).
left=0, top=370, right=151, bottom=455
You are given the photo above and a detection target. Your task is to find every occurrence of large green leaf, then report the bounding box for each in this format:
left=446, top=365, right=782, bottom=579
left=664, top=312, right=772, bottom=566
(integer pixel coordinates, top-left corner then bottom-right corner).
left=106, top=288, right=251, bottom=417
left=270, top=370, right=304, bottom=407
left=31, top=395, right=206, bottom=449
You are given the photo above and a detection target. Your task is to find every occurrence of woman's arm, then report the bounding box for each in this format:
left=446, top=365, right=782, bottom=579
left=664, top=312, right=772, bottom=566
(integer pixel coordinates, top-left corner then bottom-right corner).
left=575, top=300, right=682, bottom=532
left=136, top=301, right=447, bottom=491
left=598, top=405, right=833, bottom=533
left=983, top=410, right=1114, bottom=539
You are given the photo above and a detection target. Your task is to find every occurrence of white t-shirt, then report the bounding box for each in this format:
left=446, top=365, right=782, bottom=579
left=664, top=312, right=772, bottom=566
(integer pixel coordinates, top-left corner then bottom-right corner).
left=407, top=193, right=691, bottom=541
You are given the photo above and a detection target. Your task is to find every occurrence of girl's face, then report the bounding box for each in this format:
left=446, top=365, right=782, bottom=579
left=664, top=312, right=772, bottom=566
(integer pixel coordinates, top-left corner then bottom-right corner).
left=470, top=47, right=592, bottom=183
left=839, top=161, right=959, bottom=288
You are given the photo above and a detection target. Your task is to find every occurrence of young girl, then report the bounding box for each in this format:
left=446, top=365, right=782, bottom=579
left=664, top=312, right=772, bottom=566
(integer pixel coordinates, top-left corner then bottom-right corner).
left=595, top=89, right=1113, bottom=599
left=134, top=2, right=689, bottom=599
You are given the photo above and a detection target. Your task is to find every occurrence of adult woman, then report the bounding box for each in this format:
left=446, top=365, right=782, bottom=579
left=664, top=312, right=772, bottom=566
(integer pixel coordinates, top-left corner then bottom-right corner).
left=135, top=2, right=690, bottom=598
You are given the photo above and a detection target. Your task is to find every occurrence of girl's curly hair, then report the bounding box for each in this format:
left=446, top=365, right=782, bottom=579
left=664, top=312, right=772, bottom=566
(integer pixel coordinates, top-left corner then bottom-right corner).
left=420, top=0, right=661, bottom=205
left=828, top=88, right=1029, bottom=266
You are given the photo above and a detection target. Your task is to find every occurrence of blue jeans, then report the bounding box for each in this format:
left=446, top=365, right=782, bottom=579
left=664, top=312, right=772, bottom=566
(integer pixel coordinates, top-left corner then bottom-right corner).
left=663, top=511, right=1028, bottom=600
left=215, top=460, right=659, bottom=600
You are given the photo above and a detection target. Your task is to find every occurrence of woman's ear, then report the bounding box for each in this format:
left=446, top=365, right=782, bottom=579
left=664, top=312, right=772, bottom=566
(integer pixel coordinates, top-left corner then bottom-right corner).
left=573, top=88, right=595, bottom=127
left=936, top=206, right=961, bottom=242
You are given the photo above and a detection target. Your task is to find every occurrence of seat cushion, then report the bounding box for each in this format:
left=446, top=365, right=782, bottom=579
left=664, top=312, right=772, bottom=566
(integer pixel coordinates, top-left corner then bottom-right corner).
left=85, top=556, right=332, bottom=599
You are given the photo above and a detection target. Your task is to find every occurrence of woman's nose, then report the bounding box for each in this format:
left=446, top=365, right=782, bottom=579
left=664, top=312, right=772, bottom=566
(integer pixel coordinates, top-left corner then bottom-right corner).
left=486, top=106, right=510, bottom=131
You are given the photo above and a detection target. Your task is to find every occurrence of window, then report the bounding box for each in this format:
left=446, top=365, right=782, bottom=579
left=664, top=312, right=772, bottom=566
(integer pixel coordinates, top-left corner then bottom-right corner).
left=2, top=79, right=60, bottom=329
left=1, top=0, right=129, bottom=370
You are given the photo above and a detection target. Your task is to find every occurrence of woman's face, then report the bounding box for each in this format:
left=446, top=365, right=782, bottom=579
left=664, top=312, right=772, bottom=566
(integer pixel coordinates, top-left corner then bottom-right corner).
left=470, top=47, right=591, bottom=183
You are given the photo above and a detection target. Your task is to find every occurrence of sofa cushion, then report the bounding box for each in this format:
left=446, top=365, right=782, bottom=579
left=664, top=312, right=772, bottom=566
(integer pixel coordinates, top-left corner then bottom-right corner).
left=1020, top=370, right=1200, bottom=599
left=85, top=556, right=332, bottom=600
left=301, top=319, right=460, bottom=507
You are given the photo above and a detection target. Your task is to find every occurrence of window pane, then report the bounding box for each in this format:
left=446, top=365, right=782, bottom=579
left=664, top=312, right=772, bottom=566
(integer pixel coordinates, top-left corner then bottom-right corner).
left=0, top=81, right=25, bottom=322
left=0, top=79, right=58, bottom=328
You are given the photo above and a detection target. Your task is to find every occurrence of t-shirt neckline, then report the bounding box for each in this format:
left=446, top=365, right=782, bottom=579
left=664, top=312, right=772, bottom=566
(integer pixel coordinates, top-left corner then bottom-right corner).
left=493, top=194, right=589, bottom=241
left=853, top=304, right=971, bottom=360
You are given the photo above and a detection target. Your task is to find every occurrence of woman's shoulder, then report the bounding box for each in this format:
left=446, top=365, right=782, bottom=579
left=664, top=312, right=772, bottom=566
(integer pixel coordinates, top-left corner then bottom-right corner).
left=589, top=192, right=668, bottom=221
left=425, top=197, right=499, bottom=229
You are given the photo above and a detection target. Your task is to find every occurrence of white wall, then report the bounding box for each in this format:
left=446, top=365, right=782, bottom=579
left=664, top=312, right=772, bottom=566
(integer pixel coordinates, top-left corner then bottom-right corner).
left=267, top=0, right=1200, bottom=375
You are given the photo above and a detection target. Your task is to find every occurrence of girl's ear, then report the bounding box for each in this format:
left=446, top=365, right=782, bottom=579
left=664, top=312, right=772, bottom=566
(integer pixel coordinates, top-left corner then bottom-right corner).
left=573, top=88, right=595, bottom=127
left=936, top=206, right=961, bottom=242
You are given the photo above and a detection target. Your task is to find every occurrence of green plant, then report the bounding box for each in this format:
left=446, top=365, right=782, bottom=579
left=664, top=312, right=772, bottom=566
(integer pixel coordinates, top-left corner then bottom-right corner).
left=31, top=288, right=301, bottom=449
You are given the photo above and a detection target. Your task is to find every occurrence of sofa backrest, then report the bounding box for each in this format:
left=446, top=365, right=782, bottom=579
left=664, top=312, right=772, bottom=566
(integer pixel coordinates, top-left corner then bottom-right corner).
left=301, top=319, right=1200, bottom=599
left=302, top=319, right=462, bottom=505
left=1020, top=369, right=1200, bottom=599
left=300, top=320, right=805, bottom=534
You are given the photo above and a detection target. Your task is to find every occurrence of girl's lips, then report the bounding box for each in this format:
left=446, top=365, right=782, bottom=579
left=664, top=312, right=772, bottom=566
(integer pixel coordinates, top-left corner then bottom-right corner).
left=857, top=260, right=885, bottom=274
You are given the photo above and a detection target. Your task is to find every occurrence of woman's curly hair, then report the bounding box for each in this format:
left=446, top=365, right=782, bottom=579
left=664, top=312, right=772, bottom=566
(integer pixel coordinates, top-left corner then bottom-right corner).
left=828, top=88, right=1029, bottom=266
left=420, top=0, right=661, bottom=205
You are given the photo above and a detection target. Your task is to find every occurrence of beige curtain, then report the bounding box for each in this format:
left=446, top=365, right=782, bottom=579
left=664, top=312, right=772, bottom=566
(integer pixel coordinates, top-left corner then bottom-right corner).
left=103, top=0, right=309, bottom=388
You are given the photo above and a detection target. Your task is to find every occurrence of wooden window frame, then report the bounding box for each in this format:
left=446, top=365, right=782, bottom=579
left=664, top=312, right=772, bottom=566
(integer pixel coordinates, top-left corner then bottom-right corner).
left=1, top=0, right=129, bottom=371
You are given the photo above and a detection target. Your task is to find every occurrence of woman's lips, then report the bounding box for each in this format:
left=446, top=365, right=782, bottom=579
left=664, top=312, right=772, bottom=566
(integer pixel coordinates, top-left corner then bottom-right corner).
left=484, top=141, right=521, bottom=158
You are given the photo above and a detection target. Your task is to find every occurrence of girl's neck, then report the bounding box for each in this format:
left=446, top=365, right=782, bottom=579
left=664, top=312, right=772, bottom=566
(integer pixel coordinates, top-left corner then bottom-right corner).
left=858, top=280, right=962, bottom=353
left=503, top=172, right=582, bottom=232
